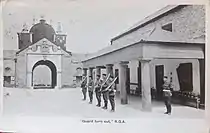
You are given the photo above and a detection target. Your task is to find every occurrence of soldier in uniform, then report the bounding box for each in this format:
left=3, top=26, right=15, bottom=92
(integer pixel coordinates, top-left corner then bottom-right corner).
left=94, top=75, right=102, bottom=107
left=162, top=76, right=173, bottom=115
left=81, top=76, right=87, bottom=100
left=101, top=74, right=109, bottom=109
left=88, top=76, right=94, bottom=104
left=108, top=76, right=116, bottom=112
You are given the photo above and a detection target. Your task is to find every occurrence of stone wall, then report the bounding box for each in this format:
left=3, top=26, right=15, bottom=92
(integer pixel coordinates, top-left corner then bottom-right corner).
left=3, top=50, right=16, bottom=76
left=16, top=52, right=27, bottom=88
left=3, top=50, right=17, bottom=86
left=61, top=53, right=83, bottom=88
left=3, top=60, right=15, bottom=77
left=150, top=59, right=200, bottom=94
left=112, top=5, right=205, bottom=46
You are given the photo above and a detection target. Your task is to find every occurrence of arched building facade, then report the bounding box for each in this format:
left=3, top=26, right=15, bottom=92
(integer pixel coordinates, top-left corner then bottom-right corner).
left=3, top=19, right=85, bottom=89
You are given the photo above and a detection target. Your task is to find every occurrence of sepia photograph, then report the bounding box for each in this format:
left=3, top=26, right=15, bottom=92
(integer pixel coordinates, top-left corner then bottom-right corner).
left=0, top=0, right=209, bottom=133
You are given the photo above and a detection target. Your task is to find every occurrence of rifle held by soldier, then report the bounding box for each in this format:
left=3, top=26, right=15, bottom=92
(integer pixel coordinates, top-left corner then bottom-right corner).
left=99, top=73, right=110, bottom=92
left=101, top=77, right=118, bottom=93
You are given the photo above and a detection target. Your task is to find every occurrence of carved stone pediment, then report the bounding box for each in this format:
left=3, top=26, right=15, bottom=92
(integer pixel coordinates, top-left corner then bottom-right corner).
left=40, top=40, right=50, bottom=53
left=31, top=45, right=38, bottom=52
left=26, top=38, right=64, bottom=54
left=52, top=45, right=58, bottom=52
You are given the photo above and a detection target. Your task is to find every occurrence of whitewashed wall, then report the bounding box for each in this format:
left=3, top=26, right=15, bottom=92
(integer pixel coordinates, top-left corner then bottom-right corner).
left=16, top=53, right=27, bottom=87
left=61, top=54, right=82, bottom=87
left=150, top=59, right=200, bottom=94
left=113, top=58, right=200, bottom=95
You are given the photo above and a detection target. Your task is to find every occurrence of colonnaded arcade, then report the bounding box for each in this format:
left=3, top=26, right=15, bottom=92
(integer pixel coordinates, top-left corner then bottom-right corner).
left=82, top=5, right=206, bottom=111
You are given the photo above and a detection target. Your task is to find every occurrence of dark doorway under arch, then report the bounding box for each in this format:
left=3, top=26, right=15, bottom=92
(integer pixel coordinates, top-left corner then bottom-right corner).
left=32, top=60, right=57, bottom=89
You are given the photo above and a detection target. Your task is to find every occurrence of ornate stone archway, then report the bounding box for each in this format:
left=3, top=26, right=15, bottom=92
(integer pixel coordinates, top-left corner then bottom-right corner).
left=32, top=60, right=57, bottom=88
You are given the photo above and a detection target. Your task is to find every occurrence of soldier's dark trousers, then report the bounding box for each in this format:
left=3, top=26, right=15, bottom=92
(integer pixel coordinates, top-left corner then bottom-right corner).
left=109, top=95, right=115, bottom=110
left=164, top=96, right=172, bottom=113
left=88, top=91, right=93, bottom=102
left=82, top=88, right=87, bottom=100
left=96, top=91, right=101, bottom=105
left=102, top=91, right=109, bottom=107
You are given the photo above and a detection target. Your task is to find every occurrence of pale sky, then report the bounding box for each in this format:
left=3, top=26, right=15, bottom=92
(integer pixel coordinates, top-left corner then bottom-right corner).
left=2, top=0, right=201, bottom=53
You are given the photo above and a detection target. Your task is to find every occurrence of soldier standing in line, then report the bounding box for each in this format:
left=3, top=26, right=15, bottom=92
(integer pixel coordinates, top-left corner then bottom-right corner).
left=108, top=76, right=116, bottom=112
left=101, top=74, right=109, bottom=109
left=94, top=75, right=102, bottom=107
left=81, top=76, right=87, bottom=100
left=162, top=76, right=173, bottom=115
left=88, top=76, right=94, bottom=104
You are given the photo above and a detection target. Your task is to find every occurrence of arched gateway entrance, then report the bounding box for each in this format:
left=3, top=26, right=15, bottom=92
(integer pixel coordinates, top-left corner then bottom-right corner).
left=32, top=60, right=57, bottom=89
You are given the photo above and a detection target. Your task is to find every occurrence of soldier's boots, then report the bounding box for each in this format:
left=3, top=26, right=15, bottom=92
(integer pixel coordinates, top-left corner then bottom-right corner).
left=164, top=112, right=171, bottom=115
left=111, top=109, right=115, bottom=112
left=102, top=103, right=107, bottom=109
left=96, top=103, right=101, bottom=107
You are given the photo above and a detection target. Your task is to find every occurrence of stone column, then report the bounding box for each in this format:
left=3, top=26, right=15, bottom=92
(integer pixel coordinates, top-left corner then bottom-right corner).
left=119, top=61, right=129, bottom=104
left=27, top=71, right=32, bottom=89
left=141, top=59, right=152, bottom=111
left=83, top=68, right=88, bottom=76
left=56, top=71, right=62, bottom=89
left=88, top=67, right=94, bottom=77
left=96, top=66, right=101, bottom=77
left=106, top=64, right=114, bottom=77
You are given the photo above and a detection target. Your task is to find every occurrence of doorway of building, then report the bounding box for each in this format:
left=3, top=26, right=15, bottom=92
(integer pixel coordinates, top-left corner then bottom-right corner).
left=32, top=60, right=57, bottom=89
left=155, top=65, right=164, bottom=100
left=177, top=63, right=193, bottom=92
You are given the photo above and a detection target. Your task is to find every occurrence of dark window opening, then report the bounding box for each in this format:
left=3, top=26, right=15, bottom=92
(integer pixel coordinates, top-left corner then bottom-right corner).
left=4, top=76, right=11, bottom=83
left=161, top=23, right=172, bottom=32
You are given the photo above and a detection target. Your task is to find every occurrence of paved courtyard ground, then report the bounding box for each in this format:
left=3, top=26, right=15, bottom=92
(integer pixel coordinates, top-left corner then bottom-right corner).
left=0, top=87, right=208, bottom=133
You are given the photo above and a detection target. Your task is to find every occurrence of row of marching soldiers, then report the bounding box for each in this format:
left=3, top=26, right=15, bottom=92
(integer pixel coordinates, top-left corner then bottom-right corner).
left=80, top=73, right=117, bottom=112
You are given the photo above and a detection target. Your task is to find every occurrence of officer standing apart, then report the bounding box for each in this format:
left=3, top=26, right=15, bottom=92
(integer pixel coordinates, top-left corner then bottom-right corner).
left=108, top=76, right=116, bottom=112
left=88, top=76, right=94, bottom=104
left=162, top=76, right=172, bottom=115
left=81, top=76, right=87, bottom=100
left=94, top=75, right=102, bottom=107
left=101, top=74, right=109, bottom=109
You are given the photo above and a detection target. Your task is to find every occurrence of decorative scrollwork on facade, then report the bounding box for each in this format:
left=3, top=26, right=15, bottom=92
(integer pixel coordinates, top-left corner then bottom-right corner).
left=31, top=45, right=37, bottom=52
left=40, top=41, right=50, bottom=53
left=52, top=45, right=58, bottom=52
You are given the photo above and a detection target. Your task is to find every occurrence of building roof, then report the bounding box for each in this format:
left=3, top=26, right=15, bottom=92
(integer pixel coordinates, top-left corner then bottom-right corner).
left=111, top=5, right=186, bottom=42
left=83, top=26, right=204, bottom=62
left=16, top=38, right=72, bottom=55
left=29, top=19, right=56, bottom=43
left=82, top=5, right=204, bottom=62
